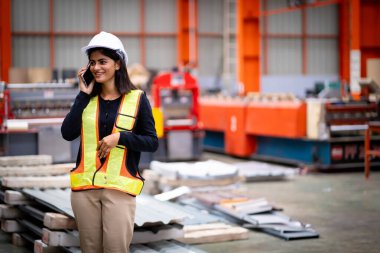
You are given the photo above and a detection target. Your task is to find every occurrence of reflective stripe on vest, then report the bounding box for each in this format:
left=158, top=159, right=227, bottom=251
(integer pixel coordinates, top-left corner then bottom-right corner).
left=71, top=90, right=144, bottom=195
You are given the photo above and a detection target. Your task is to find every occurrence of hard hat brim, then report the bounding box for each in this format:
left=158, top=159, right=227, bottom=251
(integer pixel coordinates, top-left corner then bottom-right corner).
left=81, top=45, right=129, bottom=65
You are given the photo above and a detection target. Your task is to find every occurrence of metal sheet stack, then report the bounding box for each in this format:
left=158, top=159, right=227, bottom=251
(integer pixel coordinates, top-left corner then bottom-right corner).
left=0, top=155, right=209, bottom=253
left=180, top=188, right=319, bottom=240
left=149, top=160, right=241, bottom=190
left=235, top=161, right=298, bottom=182
left=149, top=159, right=317, bottom=241
left=0, top=155, right=73, bottom=251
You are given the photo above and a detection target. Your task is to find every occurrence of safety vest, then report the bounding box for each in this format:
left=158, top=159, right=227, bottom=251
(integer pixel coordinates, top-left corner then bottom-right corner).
left=70, top=90, right=144, bottom=196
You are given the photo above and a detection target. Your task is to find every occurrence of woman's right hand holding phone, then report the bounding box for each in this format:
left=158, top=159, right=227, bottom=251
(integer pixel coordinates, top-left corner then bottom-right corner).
left=78, top=66, right=95, bottom=94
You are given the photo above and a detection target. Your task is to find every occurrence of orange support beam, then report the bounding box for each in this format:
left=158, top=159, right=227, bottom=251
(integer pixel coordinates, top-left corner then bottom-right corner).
left=360, top=0, right=380, bottom=78
left=237, top=0, right=260, bottom=95
left=339, top=0, right=350, bottom=85
left=351, top=0, right=360, bottom=51
left=177, top=0, right=198, bottom=68
left=0, top=0, right=11, bottom=82
left=349, top=0, right=361, bottom=97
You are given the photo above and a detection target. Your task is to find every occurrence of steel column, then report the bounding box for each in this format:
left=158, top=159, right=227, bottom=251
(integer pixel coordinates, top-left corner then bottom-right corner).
left=237, top=0, right=260, bottom=95
left=0, top=0, right=11, bottom=82
left=177, top=0, right=198, bottom=68
left=339, top=0, right=350, bottom=87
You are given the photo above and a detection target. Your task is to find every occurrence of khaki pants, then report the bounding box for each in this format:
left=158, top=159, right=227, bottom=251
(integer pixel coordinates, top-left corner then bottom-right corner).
left=71, top=189, right=136, bottom=253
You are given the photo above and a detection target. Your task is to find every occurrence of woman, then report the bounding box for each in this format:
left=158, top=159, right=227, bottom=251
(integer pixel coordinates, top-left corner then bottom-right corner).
left=61, top=31, right=158, bottom=253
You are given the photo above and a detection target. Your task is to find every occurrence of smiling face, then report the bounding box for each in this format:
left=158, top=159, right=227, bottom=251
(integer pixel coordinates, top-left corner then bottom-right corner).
left=89, top=50, right=120, bottom=85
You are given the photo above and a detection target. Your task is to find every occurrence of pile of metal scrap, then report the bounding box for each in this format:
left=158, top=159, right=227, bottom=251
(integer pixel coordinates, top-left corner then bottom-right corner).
left=235, top=161, right=299, bottom=182
left=180, top=189, right=319, bottom=240
left=149, top=160, right=241, bottom=189
left=53, top=241, right=208, bottom=253
left=20, top=189, right=205, bottom=250
left=152, top=186, right=250, bottom=244
left=1, top=188, right=208, bottom=252
left=0, top=155, right=209, bottom=252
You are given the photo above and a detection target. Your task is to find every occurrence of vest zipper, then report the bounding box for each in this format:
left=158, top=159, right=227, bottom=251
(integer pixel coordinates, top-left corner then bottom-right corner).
left=92, top=162, right=105, bottom=185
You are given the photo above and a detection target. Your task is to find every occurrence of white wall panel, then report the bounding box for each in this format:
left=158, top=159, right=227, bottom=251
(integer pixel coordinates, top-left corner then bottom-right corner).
left=266, top=0, right=288, bottom=10
left=307, top=5, right=338, bottom=35
left=198, top=37, right=223, bottom=76
left=119, top=37, right=140, bottom=65
left=54, top=0, right=95, bottom=32
left=308, top=39, right=338, bottom=74
left=101, top=0, right=140, bottom=32
left=268, top=11, right=301, bottom=34
left=145, top=38, right=176, bottom=70
left=145, top=0, right=176, bottom=33
left=268, top=38, right=302, bottom=75
left=198, top=0, right=223, bottom=33
left=13, top=36, right=50, bottom=67
left=12, top=0, right=49, bottom=32
left=54, top=37, right=92, bottom=69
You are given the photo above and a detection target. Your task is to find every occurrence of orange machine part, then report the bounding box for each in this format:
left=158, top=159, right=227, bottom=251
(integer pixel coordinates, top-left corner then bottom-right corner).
left=245, top=101, right=307, bottom=138
left=199, top=98, right=256, bottom=157
left=152, top=71, right=199, bottom=121
left=198, top=100, right=228, bottom=132
left=224, top=101, right=256, bottom=157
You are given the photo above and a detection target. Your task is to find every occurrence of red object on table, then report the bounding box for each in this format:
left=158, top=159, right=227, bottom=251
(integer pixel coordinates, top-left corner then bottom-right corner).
left=365, top=121, right=380, bottom=179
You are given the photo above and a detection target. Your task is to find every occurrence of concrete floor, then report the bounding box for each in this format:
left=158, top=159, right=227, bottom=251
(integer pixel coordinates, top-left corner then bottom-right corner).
left=197, top=153, right=380, bottom=253
left=1, top=152, right=380, bottom=253
left=0, top=233, right=32, bottom=253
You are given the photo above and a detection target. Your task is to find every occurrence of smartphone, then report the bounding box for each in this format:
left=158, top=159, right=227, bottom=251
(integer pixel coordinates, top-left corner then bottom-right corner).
left=81, top=66, right=94, bottom=87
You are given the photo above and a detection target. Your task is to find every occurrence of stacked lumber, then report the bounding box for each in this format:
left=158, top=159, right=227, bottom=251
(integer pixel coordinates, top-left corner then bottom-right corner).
left=0, top=155, right=53, bottom=167
left=178, top=222, right=248, bottom=244
left=0, top=155, right=250, bottom=251
left=0, top=155, right=72, bottom=252
left=0, top=190, right=36, bottom=251
left=1, top=186, right=207, bottom=252
left=0, top=155, right=73, bottom=189
left=0, top=201, right=25, bottom=233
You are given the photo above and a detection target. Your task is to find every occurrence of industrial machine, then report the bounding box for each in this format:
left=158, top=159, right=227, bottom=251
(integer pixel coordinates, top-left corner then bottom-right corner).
left=0, top=69, right=204, bottom=165
left=0, top=82, right=79, bottom=162
left=200, top=84, right=380, bottom=170
left=150, top=68, right=203, bottom=161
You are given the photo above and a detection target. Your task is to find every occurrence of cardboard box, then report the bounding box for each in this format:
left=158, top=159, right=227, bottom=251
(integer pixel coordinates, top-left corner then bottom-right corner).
left=8, top=67, right=52, bottom=83
left=9, top=68, right=28, bottom=83
left=27, top=68, right=52, bottom=83
left=367, top=59, right=380, bottom=88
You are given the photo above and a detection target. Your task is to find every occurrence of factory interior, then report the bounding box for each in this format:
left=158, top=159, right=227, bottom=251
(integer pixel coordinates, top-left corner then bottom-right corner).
left=0, top=0, right=380, bottom=253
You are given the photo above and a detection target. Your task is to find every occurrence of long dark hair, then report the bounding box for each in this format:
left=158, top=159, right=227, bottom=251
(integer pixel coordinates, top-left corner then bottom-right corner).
left=87, top=47, right=136, bottom=96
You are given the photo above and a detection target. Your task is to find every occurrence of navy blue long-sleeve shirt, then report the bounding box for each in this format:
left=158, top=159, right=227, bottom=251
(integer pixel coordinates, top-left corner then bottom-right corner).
left=61, top=90, right=158, bottom=178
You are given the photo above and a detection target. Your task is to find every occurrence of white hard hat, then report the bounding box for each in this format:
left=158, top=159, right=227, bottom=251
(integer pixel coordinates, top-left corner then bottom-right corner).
left=81, top=31, right=128, bottom=64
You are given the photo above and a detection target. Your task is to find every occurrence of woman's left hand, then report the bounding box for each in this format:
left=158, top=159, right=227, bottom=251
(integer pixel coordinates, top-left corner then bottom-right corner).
left=97, top=132, right=120, bottom=158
